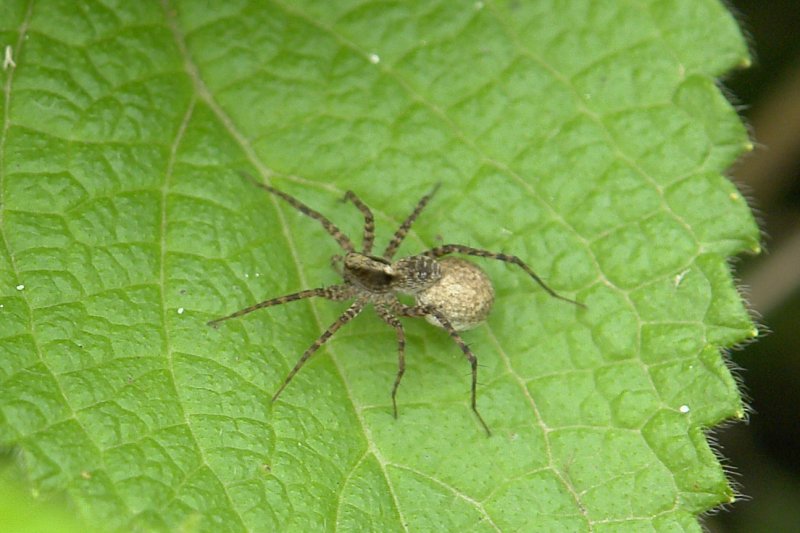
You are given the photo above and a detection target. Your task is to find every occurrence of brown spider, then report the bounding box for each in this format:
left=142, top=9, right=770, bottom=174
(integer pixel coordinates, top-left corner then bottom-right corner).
left=208, top=175, right=582, bottom=435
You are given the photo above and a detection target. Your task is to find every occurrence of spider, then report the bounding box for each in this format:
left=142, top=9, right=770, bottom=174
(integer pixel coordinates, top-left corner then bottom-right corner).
left=208, top=175, right=583, bottom=435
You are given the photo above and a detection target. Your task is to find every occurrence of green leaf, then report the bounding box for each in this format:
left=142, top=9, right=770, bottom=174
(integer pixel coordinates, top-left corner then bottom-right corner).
left=0, top=0, right=759, bottom=531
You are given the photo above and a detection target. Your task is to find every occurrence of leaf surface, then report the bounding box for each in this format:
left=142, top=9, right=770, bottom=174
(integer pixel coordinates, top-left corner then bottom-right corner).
left=0, top=0, right=759, bottom=531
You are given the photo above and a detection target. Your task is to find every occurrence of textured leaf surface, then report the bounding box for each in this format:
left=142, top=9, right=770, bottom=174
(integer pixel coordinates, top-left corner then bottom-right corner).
left=0, top=0, right=759, bottom=531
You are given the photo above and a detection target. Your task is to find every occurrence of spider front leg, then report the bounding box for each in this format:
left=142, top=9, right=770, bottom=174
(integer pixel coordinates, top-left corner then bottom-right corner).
left=383, top=183, right=441, bottom=259
left=375, top=305, right=406, bottom=419
left=395, top=302, right=491, bottom=436
left=240, top=172, right=356, bottom=253
left=342, top=190, right=375, bottom=254
left=330, top=254, right=344, bottom=275
left=207, top=285, right=353, bottom=327
left=272, top=299, right=367, bottom=402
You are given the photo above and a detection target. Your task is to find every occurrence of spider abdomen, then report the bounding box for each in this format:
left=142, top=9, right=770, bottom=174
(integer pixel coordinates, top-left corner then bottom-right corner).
left=391, top=254, right=442, bottom=293
left=416, top=257, right=495, bottom=331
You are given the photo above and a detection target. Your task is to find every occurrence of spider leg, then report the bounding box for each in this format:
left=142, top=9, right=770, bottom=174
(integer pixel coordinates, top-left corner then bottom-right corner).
left=342, top=190, right=375, bottom=254
left=272, top=299, right=367, bottom=402
left=424, top=244, right=585, bottom=308
left=241, top=172, right=355, bottom=253
left=394, top=302, right=491, bottom=436
left=383, top=183, right=441, bottom=259
left=375, top=305, right=405, bottom=419
left=330, top=254, right=344, bottom=274
left=207, top=285, right=353, bottom=328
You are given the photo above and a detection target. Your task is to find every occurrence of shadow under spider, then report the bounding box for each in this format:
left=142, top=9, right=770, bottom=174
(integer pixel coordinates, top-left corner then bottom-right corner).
left=208, top=173, right=584, bottom=436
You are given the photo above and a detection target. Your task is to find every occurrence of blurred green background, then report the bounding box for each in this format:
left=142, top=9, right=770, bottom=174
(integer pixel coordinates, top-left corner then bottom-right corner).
left=708, top=1, right=800, bottom=531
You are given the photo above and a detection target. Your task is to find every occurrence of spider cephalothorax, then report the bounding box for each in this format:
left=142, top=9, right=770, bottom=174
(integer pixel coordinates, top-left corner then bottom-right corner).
left=341, top=252, right=441, bottom=294
left=208, top=175, right=582, bottom=435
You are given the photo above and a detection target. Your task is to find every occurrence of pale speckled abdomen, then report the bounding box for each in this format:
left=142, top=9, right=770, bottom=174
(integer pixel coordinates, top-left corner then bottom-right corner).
left=415, top=257, right=495, bottom=331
